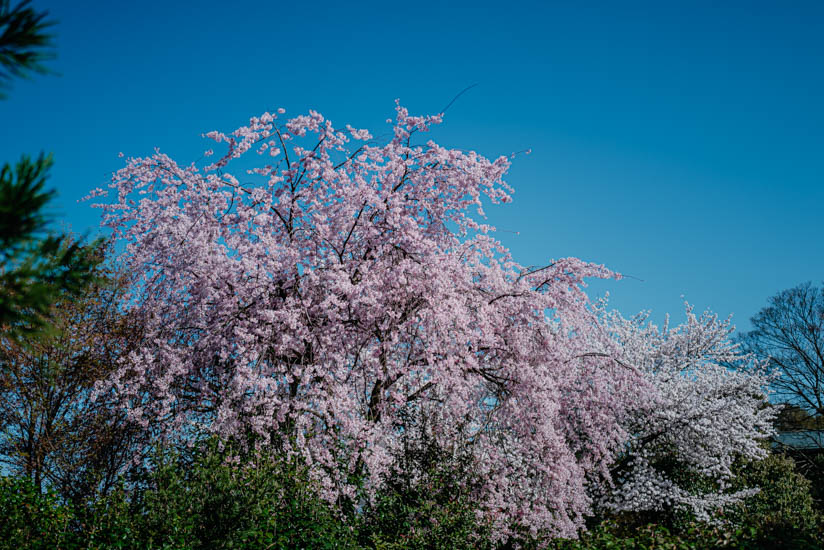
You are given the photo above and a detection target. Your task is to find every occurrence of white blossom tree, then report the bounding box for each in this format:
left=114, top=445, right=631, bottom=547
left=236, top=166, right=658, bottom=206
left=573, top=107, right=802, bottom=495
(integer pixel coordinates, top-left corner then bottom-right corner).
left=593, top=303, right=777, bottom=522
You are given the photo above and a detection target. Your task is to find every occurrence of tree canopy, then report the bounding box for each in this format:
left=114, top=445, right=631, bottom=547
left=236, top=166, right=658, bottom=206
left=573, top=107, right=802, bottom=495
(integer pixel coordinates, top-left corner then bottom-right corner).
left=0, top=0, right=101, bottom=340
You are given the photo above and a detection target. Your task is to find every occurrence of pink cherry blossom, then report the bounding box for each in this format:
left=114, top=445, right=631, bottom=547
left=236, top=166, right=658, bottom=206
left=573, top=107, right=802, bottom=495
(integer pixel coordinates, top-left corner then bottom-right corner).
left=92, top=103, right=645, bottom=540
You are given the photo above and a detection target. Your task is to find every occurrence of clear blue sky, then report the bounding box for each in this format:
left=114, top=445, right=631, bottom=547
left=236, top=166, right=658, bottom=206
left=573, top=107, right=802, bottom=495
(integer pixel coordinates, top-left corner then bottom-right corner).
left=2, top=0, right=822, bottom=332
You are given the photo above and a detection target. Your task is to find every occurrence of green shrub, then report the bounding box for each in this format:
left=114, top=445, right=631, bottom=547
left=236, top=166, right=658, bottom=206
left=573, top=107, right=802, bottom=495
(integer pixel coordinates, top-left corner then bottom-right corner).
left=545, top=519, right=818, bottom=550
left=76, top=485, right=135, bottom=550
left=547, top=521, right=700, bottom=550
left=809, top=454, right=824, bottom=511
left=729, top=452, right=821, bottom=541
left=63, top=438, right=356, bottom=550
left=125, top=439, right=357, bottom=550
left=786, top=452, right=824, bottom=512
left=555, top=451, right=824, bottom=550
left=359, top=475, right=491, bottom=550
left=6, top=441, right=824, bottom=550
left=0, top=475, right=73, bottom=550
left=357, top=421, right=493, bottom=550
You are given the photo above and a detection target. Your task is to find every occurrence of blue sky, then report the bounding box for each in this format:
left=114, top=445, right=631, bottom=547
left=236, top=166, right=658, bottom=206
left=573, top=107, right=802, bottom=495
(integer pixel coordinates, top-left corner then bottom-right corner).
left=2, top=0, right=822, bottom=332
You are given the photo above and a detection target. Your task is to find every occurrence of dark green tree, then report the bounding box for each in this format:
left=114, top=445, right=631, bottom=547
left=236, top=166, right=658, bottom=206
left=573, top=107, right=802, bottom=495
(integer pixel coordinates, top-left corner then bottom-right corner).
left=0, top=1, right=101, bottom=339
left=0, top=0, right=54, bottom=97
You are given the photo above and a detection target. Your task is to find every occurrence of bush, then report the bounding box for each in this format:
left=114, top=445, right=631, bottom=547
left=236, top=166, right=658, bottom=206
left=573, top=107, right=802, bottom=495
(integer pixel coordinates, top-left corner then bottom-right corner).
left=76, top=484, right=137, bottom=550
left=5, top=442, right=824, bottom=550
left=808, top=454, right=824, bottom=511
left=114, top=439, right=357, bottom=550
left=56, top=438, right=355, bottom=550
left=782, top=451, right=824, bottom=512
left=0, top=475, right=73, bottom=550
left=547, top=521, right=700, bottom=550
left=357, top=419, right=493, bottom=550
left=724, top=452, right=823, bottom=549
left=359, top=472, right=491, bottom=550
left=546, top=519, right=819, bottom=550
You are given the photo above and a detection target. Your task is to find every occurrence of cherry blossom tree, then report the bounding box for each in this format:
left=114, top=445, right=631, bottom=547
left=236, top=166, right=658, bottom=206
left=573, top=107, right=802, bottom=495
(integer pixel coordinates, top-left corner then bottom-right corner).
left=594, top=303, right=777, bottom=522
left=89, top=103, right=643, bottom=539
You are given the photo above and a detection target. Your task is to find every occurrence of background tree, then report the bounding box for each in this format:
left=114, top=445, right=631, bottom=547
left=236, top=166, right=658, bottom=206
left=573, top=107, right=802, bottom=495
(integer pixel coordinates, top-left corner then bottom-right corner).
left=738, top=282, right=824, bottom=517
left=774, top=403, right=824, bottom=432
left=0, top=254, right=145, bottom=503
left=739, top=282, right=824, bottom=418
left=0, top=0, right=101, bottom=340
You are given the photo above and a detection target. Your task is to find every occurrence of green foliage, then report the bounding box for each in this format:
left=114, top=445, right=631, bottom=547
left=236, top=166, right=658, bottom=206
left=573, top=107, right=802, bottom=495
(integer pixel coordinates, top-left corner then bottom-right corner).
left=356, top=415, right=493, bottom=550
left=78, top=439, right=358, bottom=550
left=359, top=472, right=491, bottom=550
left=774, top=403, right=824, bottom=431
left=3, top=446, right=824, bottom=550
left=0, top=152, right=54, bottom=247
left=0, top=0, right=54, bottom=97
left=545, top=519, right=820, bottom=550
left=727, top=452, right=822, bottom=547
left=0, top=2, right=102, bottom=341
left=0, top=475, right=73, bottom=550
left=540, top=451, right=824, bottom=550
left=805, top=453, right=824, bottom=511
left=0, top=155, right=104, bottom=339
left=547, top=521, right=700, bottom=550
left=76, top=485, right=137, bottom=550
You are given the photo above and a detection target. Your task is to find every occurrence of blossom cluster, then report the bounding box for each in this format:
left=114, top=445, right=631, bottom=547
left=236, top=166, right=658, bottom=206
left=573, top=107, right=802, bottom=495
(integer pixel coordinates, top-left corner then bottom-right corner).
left=593, top=304, right=776, bottom=520
left=90, top=103, right=774, bottom=541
